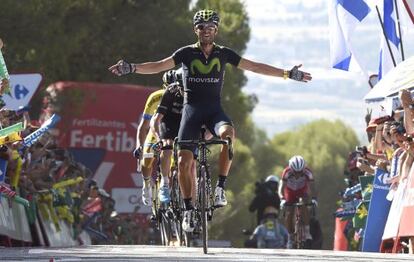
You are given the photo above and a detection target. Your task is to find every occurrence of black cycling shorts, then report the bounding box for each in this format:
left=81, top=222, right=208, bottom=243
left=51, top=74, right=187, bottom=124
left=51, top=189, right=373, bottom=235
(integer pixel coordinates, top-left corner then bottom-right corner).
left=159, top=115, right=180, bottom=140
left=178, top=103, right=233, bottom=152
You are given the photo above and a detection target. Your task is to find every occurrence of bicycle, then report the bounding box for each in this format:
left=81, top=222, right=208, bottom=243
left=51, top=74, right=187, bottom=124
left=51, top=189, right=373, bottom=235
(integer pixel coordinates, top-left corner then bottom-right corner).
left=284, top=197, right=315, bottom=249
left=141, top=141, right=182, bottom=246
left=165, top=140, right=187, bottom=246
left=175, top=128, right=233, bottom=254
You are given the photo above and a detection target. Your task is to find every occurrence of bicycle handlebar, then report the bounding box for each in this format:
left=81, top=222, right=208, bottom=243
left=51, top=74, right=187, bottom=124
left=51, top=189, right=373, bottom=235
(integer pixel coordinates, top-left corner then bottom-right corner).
left=177, top=138, right=229, bottom=146
left=285, top=202, right=315, bottom=207
left=177, top=137, right=233, bottom=160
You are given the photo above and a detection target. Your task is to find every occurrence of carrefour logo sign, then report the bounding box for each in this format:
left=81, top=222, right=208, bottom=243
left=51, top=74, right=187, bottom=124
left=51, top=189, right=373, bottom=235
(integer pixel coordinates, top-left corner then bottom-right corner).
left=374, top=171, right=392, bottom=190
left=14, top=84, right=29, bottom=99
left=2, top=73, right=42, bottom=111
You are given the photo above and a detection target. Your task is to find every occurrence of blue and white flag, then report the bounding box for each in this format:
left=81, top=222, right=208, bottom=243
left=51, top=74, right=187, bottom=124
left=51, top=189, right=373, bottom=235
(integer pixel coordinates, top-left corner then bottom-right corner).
left=329, top=0, right=371, bottom=72
left=23, top=114, right=61, bottom=148
left=378, top=0, right=401, bottom=80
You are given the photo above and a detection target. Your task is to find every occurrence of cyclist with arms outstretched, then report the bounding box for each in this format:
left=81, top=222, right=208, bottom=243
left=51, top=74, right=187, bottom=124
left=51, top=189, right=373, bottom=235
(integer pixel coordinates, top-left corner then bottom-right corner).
left=109, top=9, right=312, bottom=233
left=279, top=155, right=317, bottom=248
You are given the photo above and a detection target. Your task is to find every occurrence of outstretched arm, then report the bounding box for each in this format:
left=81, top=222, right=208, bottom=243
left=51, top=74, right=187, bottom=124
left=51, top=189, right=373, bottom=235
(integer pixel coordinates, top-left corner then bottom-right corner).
left=108, top=56, right=175, bottom=76
left=238, top=58, right=312, bottom=82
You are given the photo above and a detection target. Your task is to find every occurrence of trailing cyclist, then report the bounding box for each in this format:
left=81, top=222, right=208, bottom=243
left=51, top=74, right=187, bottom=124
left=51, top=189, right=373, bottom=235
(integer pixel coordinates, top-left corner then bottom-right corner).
left=150, top=69, right=184, bottom=204
left=109, top=9, right=312, bottom=233
left=132, top=72, right=178, bottom=206
left=279, top=155, right=317, bottom=248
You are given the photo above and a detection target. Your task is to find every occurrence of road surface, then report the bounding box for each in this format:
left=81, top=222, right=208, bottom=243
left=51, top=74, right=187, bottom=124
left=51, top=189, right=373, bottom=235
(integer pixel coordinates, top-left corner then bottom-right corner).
left=0, top=245, right=413, bottom=261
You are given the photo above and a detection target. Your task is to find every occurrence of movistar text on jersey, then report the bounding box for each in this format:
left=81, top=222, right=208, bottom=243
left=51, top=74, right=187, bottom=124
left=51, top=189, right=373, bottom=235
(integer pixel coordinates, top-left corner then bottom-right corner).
left=187, top=77, right=220, bottom=83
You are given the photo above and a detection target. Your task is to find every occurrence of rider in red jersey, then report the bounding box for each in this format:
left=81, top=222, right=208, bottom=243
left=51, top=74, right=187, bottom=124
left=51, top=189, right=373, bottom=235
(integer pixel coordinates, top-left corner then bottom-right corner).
left=279, top=155, right=317, bottom=248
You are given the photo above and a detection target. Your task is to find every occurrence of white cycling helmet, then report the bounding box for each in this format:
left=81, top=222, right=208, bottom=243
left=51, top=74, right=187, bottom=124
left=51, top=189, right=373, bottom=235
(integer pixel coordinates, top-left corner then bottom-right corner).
left=265, top=175, right=280, bottom=183
left=289, top=155, right=306, bottom=172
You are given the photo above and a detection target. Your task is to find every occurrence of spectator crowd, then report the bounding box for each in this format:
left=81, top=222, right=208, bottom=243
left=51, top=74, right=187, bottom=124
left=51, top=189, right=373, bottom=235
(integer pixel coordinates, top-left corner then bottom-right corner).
left=336, top=89, right=414, bottom=254
left=0, top=78, right=128, bottom=246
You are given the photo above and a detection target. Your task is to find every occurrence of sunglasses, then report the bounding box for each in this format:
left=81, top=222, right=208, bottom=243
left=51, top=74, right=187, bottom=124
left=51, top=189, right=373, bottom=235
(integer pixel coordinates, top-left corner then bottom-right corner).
left=196, top=23, right=217, bottom=31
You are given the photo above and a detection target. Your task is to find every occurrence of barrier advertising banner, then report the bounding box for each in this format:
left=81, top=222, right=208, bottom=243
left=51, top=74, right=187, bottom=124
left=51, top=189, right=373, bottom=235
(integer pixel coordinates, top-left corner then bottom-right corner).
left=382, top=177, right=409, bottom=240
left=397, top=163, right=414, bottom=237
left=49, top=82, right=156, bottom=214
left=362, top=168, right=392, bottom=252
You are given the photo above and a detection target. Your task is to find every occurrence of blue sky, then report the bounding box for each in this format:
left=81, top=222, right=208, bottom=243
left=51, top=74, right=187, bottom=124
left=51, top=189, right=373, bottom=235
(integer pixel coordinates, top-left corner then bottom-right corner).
left=242, top=0, right=414, bottom=141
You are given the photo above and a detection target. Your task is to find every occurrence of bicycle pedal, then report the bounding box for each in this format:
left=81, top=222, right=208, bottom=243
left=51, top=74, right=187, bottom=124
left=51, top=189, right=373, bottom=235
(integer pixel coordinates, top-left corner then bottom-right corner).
left=166, top=210, right=175, bottom=219
left=150, top=214, right=157, bottom=222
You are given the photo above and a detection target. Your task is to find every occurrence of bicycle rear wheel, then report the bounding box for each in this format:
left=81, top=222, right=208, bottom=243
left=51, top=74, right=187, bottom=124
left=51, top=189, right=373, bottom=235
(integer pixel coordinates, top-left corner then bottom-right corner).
left=160, top=211, right=174, bottom=246
left=199, top=165, right=208, bottom=254
left=159, top=212, right=168, bottom=245
left=170, top=170, right=182, bottom=246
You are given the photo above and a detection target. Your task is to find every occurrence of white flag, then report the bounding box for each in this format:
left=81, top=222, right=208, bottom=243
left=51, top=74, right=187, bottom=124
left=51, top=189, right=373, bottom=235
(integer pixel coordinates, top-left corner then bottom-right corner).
left=329, top=0, right=371, bottom=72
left=402, top=0, right=414, bottom=24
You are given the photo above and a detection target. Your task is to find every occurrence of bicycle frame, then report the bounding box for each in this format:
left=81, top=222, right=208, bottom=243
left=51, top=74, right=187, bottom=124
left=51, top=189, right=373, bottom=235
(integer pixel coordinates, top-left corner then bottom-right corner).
left=175, top=128, right=232, bottom=254
left=286, top=198, right=315, bottom=249
left=293, top=201, right=306, bottom=249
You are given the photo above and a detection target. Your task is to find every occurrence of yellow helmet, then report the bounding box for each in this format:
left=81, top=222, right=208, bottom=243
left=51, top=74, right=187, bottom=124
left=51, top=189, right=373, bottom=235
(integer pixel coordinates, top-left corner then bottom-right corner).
left=193, top=9, right=220, bottom=26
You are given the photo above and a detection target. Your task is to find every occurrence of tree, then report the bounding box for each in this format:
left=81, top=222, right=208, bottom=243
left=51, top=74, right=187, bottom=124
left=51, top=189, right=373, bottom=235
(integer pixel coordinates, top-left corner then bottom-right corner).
left=1, top=0, right=257, bottom=142
left=0, top=0, right=194, bottom=115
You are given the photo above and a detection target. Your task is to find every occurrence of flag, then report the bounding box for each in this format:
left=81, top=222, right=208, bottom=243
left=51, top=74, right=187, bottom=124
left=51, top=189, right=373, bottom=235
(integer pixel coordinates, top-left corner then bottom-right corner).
left=23, top=114, right=61, bottom=147
left=378, top=0, right=401, bottom=80
left=329, top=0, right=371, bottom=72
left=0, top=131, right=22, bottom=145
left=402, top=0, right=414, bottom=24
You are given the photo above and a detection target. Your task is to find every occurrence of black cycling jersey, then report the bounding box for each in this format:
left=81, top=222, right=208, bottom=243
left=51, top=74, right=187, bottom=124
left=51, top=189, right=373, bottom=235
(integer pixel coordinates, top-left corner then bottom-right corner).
left=156, top=85, right=183, bottom=140
left=172, top=42, right=241, bottom=104
left=156, top=85, right=183, bottom=118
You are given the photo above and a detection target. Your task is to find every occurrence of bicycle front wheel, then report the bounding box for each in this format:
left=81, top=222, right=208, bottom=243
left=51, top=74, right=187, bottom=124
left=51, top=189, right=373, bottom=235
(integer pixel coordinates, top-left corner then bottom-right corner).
left=199, top=165, right=208, bottom=254
left=294, top=212, right=306, bottom=249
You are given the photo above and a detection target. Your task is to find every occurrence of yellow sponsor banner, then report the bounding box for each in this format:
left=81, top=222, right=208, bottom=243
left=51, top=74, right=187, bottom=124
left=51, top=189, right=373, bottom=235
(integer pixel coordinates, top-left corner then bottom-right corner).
left=52, top=176, right=84, bottom=189
left=10, top=149, right=22, bottom=188
left=0, top=131, right=22, bottom=145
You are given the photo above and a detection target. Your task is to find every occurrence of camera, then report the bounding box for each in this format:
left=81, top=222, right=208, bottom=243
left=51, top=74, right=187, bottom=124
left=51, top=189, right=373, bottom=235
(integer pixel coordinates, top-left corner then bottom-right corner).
left=357, top=158, right=369, bottom=165
left=390, top=121, right=406, bottom=134
left=355, top=146, right=368, bottom=157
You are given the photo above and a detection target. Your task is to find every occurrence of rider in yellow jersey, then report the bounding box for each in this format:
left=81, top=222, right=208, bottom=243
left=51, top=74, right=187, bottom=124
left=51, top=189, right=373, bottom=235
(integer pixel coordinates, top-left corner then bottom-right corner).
left=133, top=87, right=164, bottom=205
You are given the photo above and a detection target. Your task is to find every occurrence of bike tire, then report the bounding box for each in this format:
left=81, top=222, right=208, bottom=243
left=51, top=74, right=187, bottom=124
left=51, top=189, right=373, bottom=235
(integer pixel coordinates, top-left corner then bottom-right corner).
left=159, top=213, right=167, bottom=246
left=152, top=175, right=160, bottom=225
left=294, top=207, right=306, bottom=249
left=160, top=212, right=173, bottom=246
left=200, top=165, right=208, bottom=254
left=183, top=231, right=192, bottom=247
